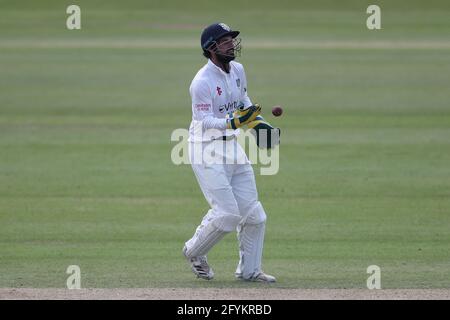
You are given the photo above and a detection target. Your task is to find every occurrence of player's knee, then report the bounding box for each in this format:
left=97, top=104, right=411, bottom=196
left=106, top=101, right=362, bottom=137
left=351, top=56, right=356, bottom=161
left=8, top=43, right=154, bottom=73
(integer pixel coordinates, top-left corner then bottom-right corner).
left=212, top=213, right=242, bottom=232
left=244, top=201, right=267, bottom=225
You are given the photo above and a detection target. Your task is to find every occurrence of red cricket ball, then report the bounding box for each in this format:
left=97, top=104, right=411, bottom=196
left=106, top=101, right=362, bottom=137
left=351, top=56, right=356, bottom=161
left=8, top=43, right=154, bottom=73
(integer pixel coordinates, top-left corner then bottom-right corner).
left=272, top=106, right=283, bottom=117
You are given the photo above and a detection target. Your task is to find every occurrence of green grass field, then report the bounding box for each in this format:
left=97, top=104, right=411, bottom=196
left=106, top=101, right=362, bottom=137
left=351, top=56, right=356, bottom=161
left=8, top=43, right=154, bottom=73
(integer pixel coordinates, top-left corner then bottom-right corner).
left=1, top=0, right=450, bottom=289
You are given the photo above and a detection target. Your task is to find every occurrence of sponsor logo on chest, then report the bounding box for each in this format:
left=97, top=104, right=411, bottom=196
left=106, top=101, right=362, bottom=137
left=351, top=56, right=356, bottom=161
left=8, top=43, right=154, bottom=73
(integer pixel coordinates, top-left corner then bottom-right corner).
left=218, top=101, right=238, bottom=113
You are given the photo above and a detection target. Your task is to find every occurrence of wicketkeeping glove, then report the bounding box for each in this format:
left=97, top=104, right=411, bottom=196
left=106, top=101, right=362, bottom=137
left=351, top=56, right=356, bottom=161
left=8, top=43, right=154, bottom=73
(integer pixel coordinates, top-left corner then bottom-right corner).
left=247, top=115, right=281, bottom=149
left=227, top=104, right=262, bottom=129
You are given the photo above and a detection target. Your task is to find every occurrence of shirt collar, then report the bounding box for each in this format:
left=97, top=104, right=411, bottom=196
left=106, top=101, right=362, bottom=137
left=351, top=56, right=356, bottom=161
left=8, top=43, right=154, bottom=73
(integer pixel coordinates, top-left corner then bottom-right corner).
left=207, top=59, right=230, bottom=76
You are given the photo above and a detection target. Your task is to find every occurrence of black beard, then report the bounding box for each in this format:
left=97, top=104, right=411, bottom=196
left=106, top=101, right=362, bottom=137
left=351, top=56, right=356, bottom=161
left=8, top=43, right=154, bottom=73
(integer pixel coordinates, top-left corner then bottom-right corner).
left=217, top=52, right=235, bottom=63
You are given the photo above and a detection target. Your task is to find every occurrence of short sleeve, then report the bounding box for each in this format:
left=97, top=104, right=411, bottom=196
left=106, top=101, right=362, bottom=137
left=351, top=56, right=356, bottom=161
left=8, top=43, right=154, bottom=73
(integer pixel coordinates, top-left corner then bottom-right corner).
left=190, top=80, right=214, bottom=121
left=190, top=79, right=227, bottom=130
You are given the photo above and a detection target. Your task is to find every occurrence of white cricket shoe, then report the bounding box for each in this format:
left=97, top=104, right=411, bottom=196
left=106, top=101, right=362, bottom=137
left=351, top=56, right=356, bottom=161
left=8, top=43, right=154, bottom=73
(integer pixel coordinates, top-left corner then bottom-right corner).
left=183, top=246, right=214, bottom=280
left=236, top=272, right=277, bottom=283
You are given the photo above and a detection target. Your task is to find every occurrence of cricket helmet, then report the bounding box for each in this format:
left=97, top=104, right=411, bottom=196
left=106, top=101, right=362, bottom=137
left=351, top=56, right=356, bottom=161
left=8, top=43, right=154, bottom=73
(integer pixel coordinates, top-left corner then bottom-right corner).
left=200, top=23, right=240, bottom=51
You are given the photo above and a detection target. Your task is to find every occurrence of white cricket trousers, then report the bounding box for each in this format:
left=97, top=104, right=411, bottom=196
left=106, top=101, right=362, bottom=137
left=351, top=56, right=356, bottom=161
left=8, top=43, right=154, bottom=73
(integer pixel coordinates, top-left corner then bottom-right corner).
left=185, top=138, right=267, bottom=280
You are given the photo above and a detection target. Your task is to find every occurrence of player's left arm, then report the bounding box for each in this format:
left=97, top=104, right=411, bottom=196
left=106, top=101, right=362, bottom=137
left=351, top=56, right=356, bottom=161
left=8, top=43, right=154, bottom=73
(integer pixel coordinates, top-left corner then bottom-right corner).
left=237, top=63, right=253, bottom=108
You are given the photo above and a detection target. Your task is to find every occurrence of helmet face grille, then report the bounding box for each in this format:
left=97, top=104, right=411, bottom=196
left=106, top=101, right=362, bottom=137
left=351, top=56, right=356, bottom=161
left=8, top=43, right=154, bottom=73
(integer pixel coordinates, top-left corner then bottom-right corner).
left=208, top=38, right=242, bottom=61
left=212, top=37, right=242, bottom=58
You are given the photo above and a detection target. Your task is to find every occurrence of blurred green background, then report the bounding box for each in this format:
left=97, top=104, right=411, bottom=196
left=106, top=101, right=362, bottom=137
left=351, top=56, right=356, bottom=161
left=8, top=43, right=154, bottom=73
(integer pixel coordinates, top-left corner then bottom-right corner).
left=0, top=0, right=449, bottom=288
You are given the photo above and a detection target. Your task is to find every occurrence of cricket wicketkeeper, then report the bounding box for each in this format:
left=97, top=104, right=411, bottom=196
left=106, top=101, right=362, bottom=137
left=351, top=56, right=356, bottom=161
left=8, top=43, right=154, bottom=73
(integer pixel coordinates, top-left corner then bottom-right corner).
left=182, top=22, right=277, bottom=282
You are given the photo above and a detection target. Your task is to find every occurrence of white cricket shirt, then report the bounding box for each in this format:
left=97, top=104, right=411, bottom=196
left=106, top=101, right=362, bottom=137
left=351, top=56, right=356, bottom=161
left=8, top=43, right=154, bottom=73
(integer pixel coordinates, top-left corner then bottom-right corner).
left=188, top=59, right=253, bottom=142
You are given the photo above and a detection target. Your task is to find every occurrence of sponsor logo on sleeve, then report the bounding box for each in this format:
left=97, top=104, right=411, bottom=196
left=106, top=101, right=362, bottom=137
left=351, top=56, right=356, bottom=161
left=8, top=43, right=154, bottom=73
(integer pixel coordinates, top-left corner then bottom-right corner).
left=195, top=103, right=211, bottom=112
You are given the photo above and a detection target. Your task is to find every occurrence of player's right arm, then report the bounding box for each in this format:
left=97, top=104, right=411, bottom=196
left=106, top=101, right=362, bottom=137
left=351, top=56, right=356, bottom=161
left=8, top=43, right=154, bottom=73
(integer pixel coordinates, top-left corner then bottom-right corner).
left=190, top=80, right=227, bottom=130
